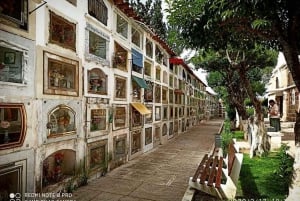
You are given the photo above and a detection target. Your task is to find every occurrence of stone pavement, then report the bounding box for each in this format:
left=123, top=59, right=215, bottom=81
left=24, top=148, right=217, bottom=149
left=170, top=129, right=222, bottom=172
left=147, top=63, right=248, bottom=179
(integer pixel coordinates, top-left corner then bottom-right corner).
left=72, top=119, right=224, bottom=201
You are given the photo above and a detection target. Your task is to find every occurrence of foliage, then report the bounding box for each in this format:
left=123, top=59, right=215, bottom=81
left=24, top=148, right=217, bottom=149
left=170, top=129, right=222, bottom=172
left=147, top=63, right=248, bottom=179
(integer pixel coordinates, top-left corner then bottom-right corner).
left=221, top=120, right=234, bottom=156
left=193, top=44, right=277, bottom=121
left=226, top=106, right=236, bottom=121
left=233, top=131, right=244, bottom=141
left=273, top=144, right=294, bottom=192
left=130, top=0, right=167, bottom=39
left=246, top=107, right=255, bottom=117
left=166, top=0, right=300, bottom=91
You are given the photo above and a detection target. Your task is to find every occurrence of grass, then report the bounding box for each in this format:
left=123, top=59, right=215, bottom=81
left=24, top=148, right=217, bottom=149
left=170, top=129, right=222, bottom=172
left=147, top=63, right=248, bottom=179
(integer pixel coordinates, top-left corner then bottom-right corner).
left=232, top=131, right=244, bottom=141
left=236, top=152, right=290, bottom=201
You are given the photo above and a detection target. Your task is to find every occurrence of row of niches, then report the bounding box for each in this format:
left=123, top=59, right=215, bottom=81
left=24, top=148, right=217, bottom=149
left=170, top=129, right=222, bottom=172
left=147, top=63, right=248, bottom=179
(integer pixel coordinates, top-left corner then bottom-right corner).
left=0, top=102, right=196, bottom=150
left=0, top=43, right=195, bottom=102
left=41, top=137, right=125, bottom=190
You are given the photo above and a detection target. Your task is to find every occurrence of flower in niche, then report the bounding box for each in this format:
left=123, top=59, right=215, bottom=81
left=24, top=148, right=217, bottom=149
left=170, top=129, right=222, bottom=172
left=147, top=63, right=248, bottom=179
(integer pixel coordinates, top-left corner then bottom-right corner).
left=54, top=152, right=64, bottom=165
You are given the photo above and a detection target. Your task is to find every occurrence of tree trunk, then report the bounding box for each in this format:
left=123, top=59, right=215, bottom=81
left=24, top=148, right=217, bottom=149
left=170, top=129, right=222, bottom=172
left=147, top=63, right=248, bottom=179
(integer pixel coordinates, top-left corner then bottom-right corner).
left=281, top=44, right=300, bottom=144
left=238, top=65, right=268, bottom=151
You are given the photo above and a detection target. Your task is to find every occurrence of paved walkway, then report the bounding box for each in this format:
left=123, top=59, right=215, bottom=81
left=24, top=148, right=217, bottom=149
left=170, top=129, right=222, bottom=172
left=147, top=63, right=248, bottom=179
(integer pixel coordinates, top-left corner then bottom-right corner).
left=72, top=119, right=224, bottom=201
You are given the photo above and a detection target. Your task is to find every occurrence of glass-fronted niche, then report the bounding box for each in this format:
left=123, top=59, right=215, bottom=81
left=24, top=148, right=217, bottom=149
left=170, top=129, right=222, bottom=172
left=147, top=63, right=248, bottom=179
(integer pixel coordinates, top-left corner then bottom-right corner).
left=145, top=105, right=153, bottom=124
left=90, top=108, right=107, bottom=132
left=114, top=76, right=127, bottom=100
left=43, top=51, right=79, bottom=96
left=131, top=106, right=142, bottom=128
left=0, top=44, right=28, bottom=84
left=0, top=0, right=28, bottom=30
left=0, top=104, right=26, bottom=150
left=113, top=42, right=128, bottom=71
left=114, top=134, right=127, bottom=160
left=113, top=106, right=127, bottom=130
left=116, top=14, right=128, bottom=39
left=88, top=68, right=107, bottom=95
left=47, top=105, right=76, bottom=137
left=87, top=140, right=107, bottom=171
left=144, top=81, right=153, bottom=102
left=131, top=130, right=141, bottom=155
left=86, top=23, right=110, bottom=66
left=145, top=127, right=152, bottom=145
left=49, top=11, right=76, bottom=51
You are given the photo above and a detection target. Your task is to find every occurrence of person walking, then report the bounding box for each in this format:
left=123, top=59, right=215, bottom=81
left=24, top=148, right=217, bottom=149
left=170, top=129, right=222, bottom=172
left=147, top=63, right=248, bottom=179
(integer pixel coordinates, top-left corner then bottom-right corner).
left=268, top=99, right=281, bottom=131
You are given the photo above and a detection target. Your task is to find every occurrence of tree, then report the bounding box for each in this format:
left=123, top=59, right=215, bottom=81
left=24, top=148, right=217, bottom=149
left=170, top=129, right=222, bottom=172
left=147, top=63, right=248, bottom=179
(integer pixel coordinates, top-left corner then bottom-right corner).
left=167, top=0, right=300, bottom=90
left=130, top=0, right=167, bottom=39
left=167, top=0, right=300, bottom=148
left=193, top=45, right=277, bottom=136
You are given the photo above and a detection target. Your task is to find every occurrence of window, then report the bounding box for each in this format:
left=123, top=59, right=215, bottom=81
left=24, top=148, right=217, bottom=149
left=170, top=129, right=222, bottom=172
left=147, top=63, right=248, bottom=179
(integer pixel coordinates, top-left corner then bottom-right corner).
left=169, top=89, right=173, bottom=104
left=163, top=71, right=168, bottom=84
left=145, top=127, right=152, bottom=145
left=162, top=87, right=168, bottom=103
left=88, top=68, right=107, bottom=95
left=131, top=130, right=141, bottom=154
left=114, top=135, right=127, bottom=159
left=169, top=75, right=173, bottom=87
left=47, top=105, right=76, bottom=137
left=89, top=142, right=107, bottom=170
left=0, top=45, right=27, bottom=84
left=132, top=80, right=141, bottom=100
left=162, top=123, right=167, bottom=136
left=43, top=51, right=79, bottom=96
left=156, top=67, right=161, bottom=81
left=0, top=0, right=28, bottom=30
left=86, top=24, right=110, bottom=65
left=155, top=106, right=161, bottom=121
left=163, top=54, right=168, bottom=66
left=169, top=106, right=173, bottom=119
left=115, top=76, right=127, bottom=99
left=163, top=106, right=168, bottom=120
left=131, top=106, right=142, bottom=128
left=90, top=109, right=106, bottom=131
left=155, top=46, right=163, bottom=64
left=175, top=107, right=178, bottom=119
left=49, top=11, right=76, bottom=51
left=132, top=27, right=142, bottom=48
left=146, top=39, right=153, bottom=58
left=155, top=84, right=161, bottom=103
left=89, top=31, right=107, bottom=59
left=113, top=42, right=128, bottom=71
left=144, top=61, right=152, bottom=77
left=88, top=0, right=108, bottom=25
left=144, top=81, right=153, bottom=102
left=113, top=106, right=126, bottom=130
left=174, top=78, right=178, bottom=88
left=292, top=89, right=296, bottom=105
left=0, top=104, right=26, bottom=150
left=116, top=14, right=128, bottom=38
left=169, top=122, right=173, bottom=136
left=145, top=105, right=153, bottom=124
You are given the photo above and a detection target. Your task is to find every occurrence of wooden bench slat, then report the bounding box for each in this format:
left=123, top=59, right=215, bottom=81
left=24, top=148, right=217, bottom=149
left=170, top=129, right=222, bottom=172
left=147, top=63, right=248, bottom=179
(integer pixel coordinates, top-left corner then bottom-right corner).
left=207, top=156, right=219, bottom=186
left=200, top=156, right=213, bottom=184
left=215, top=157, right=223, bottom=188
left=228, top=143, right=236, bottom=176
left=192, top=154, right=208, bottom=182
